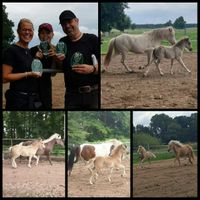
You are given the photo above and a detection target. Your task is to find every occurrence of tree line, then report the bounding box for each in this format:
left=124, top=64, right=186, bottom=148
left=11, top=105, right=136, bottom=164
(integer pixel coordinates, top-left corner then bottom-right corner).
left=3, top=111, right=65, bottom=139
left=68, top=111, right=130, bottom=146
left=101, top=3, right=196, bottom=32
left=133, top=113, right=197, bottom=146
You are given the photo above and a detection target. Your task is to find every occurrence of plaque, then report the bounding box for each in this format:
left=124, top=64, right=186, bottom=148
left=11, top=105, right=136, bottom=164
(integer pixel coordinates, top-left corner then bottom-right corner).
left=71, top=52, right=84, bottom=67
left=39, top=41, right=50, bottom=56
left=31, top=59, right=43, bottom=72
left=56, top=41, right=67, bottom=55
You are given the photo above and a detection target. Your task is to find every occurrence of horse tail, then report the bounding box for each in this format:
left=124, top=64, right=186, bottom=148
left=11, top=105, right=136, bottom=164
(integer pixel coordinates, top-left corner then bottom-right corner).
left=191, top=148, right=195, bottom=161
left=151, top=152, right=156, bottom=158
left=68, top=146, right=80, bottom=176
left=104, top=38, right=116, bottom=68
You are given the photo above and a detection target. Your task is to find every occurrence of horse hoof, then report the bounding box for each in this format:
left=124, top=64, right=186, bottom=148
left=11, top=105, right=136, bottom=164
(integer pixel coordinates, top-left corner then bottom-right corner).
left=101, top=69, right=106, bottom=73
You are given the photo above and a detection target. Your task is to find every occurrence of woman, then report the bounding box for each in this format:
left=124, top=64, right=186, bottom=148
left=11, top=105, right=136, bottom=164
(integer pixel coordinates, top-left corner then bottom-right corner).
left=3, top=18, right=42, bottom=109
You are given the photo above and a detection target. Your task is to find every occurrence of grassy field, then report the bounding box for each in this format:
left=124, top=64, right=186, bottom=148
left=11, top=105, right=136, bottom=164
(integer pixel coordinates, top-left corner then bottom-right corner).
left=133, top=144, right=197, bottom=165
left=101, top=27, right=197, bottom=54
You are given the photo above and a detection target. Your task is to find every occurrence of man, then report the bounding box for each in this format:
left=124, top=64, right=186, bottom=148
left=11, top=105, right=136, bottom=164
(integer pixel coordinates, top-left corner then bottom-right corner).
left=57, top=10, right=99, bottom=109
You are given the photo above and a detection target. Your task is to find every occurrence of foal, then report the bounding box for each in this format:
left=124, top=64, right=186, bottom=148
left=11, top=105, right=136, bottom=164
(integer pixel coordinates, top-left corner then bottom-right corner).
left=89, top=144, right=128, bottom=184
left=137, top=145, right=156, bottom=168
left=142, top=37, right=192, bottom=76
left=10, top=139, right=45, bottom=168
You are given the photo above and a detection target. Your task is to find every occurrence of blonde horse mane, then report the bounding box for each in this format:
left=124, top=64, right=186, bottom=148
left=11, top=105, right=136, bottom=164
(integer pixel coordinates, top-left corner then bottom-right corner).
left=168, top=140, right=183, bottom=147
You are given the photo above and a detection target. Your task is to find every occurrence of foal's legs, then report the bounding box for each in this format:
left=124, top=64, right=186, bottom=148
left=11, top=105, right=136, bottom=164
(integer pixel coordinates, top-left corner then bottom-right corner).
left=176, top=57, right=191, bottom=73
left=155, top=60, right=164, bottom=76
left=28, top=156, right=33, bottom=168
left=170, top=59, right=174, bottom=74
left=11, top=157, right=17, bottom=168
left=108, top=167, right=114, bottom=182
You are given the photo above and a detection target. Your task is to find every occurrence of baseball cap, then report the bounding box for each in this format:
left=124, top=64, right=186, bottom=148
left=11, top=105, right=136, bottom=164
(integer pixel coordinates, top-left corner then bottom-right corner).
left=38, top=23, right=53, bottom=33
left=59, top=10, right=77, bottom=24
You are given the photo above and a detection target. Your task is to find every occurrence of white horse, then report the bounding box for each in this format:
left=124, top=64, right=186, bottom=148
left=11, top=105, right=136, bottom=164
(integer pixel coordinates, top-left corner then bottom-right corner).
left=42, top=133, right=61, bottom=143
left=9, top=139, right=45, bottom=168
left=142, top=37, right=192, bottom=76
left=103, top=26, right=176, bottom=72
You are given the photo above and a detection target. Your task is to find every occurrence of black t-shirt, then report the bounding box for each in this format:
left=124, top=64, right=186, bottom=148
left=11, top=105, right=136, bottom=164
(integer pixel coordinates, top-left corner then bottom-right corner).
left=60, top=33, right=99, bottom=89
left=3, top=44, right=39, bottom=93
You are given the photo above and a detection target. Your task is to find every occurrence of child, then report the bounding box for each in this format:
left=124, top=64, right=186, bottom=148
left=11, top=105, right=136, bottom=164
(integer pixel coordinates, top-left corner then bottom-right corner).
left=30, top=23, right=57, bottom=109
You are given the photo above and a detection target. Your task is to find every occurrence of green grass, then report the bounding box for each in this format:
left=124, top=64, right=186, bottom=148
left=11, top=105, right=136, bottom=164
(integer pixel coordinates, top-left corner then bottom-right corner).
left=101, top=27, right=197, bottom=54
left=133, top=149, right=197, bottom=165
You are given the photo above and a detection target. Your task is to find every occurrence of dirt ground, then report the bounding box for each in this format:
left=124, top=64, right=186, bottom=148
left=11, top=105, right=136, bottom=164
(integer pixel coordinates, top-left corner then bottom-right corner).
left=2, top=73, right=65, bottom=109
left=68, top=157, right=130, bottom=197
left=133, top=158, right=197, bottom=197
left=101, top=53, right=197, bottom=109
left=3, top=159, right=65, bottom=197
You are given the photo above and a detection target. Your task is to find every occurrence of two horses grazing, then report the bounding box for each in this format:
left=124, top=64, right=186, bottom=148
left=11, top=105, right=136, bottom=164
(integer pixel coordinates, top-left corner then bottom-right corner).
left=103, top=26, right=176, bottom=72
left=137, top=145, right=156, bottom=168
left=142, top=37, right=192, bottom=76
left=9, top=139, right=45, bottom=168
left=168, top=140, right=195, bottom=166
left=68, top=139, right=122, bottom=176
left=89, top=144, right=128, bottom=184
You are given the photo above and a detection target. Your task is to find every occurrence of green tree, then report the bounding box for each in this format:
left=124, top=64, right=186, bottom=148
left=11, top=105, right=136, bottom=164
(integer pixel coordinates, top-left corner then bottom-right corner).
left=2, top=5, right=15, bottom=51
left=173, top=16, right=186, bottom=29
left=101, top=3, right=129, bottom=32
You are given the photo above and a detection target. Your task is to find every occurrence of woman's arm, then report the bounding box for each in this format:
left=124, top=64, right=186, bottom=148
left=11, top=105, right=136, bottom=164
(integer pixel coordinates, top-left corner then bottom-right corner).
left=3, top=64, right=42, bottom=83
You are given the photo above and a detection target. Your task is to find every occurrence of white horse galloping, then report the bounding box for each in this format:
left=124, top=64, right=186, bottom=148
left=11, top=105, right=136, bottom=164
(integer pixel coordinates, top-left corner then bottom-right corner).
left=103, top=27, right=176, bottom=72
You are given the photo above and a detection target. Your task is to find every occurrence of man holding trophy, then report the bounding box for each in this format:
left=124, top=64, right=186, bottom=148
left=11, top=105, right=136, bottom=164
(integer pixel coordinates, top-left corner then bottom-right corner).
left=57, top=10, right=99, bottom=109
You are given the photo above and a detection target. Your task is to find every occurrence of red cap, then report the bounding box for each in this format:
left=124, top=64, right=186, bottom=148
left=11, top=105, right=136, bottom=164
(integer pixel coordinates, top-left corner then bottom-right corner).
left=38, top=23, right=53, bottom=32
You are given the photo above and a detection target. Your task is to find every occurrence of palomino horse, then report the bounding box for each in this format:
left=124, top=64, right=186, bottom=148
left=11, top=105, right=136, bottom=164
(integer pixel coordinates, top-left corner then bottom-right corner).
left=22, top=138, right=65, bottom=165
left=168, top=140, right=195, bottom=166
left=89, top=144, right=129, bottom=184
left=103, top=26, right=176, bottom=72
left=68, top=139, right=122, bottom=176
left=142, top=37, right=192, bottom=76
left=137, top=145, right=156, bottom=168
left=19, top=133, right=62, bottom=164
left=9, top=139, right=45, bottom=168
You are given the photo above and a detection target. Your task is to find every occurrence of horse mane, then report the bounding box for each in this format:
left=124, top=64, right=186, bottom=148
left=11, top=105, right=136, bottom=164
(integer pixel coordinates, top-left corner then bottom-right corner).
left=43, top=133, right=61, bottom=144
left=174, top=36, right=189, bottom=47
left=168, top=140, right=183, bottom=147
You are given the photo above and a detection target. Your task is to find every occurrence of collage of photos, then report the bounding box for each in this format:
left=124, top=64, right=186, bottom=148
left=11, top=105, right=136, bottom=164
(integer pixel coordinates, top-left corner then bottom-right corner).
left=2, top=2, right=198, bottom=198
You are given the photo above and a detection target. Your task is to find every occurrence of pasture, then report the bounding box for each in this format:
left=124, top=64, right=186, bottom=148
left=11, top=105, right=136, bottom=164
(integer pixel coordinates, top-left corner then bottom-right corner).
left=3, top=159, right=65, bottom=197
left=133, top=158, right=197, bottom=197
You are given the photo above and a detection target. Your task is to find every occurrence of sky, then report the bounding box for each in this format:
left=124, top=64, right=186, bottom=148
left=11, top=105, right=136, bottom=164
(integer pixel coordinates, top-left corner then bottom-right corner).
left=125, top=3, right=197, bottom=24
left=3, top=2, right=98, bottom=48
left=133, top=111, right=197, bottom=127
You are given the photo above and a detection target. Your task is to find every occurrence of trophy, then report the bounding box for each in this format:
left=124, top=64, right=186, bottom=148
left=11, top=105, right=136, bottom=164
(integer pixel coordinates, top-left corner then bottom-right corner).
left=56, top=41, right=67, bottom=55
left=31, top=59, right=43, bottom=72
left=39, top=41, right=50, bottom=56
left=71, top=52, right=84, bottom=67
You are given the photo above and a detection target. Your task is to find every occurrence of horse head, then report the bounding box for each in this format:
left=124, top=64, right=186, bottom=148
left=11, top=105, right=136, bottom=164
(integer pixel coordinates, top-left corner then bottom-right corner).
left=166, top=26, right=176, bottom=45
